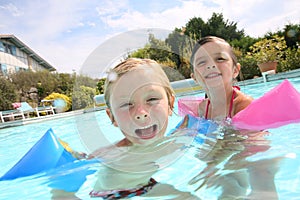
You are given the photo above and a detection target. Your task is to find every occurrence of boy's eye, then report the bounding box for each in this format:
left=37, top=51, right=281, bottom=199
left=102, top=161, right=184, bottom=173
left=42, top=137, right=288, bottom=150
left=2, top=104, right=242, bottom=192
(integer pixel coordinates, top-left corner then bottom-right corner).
left=120, top=102, right=132, bottom=108
left=147, top=97, right=160, bottom=103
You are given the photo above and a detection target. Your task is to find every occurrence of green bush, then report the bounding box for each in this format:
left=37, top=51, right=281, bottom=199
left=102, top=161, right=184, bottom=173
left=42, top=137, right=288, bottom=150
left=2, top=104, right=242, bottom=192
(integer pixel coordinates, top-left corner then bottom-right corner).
left=96, top=78, right=106, bottom=94
left=0, top=77, right=17, bottom=110
left=248, top=35, right=287, bottom=64
left=72, top=86, right=96, bottom=110
left=238, top=55, right=261, bottom=80
left=280, top=48, right=300, bottom=71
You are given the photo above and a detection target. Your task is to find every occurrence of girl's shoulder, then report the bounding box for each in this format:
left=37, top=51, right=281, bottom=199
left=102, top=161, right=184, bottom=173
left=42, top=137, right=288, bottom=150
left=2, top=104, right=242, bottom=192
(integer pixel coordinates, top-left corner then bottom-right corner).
left=198, top=98, right=209, bottom=117
left=234, top=90, right=253, bottom=114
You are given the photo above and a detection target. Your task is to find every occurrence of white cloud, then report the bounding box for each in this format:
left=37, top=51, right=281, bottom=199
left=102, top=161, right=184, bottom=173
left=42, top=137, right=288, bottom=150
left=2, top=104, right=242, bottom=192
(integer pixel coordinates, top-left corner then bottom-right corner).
left=1, top=0, right=299, bottom=73
left=97, top=1, right=215, bottom=31
left=0, top=2, right=23, bottom=16
left=96, top=0, right=129, bottom=17
left=97, top=0, right=300, bottom=37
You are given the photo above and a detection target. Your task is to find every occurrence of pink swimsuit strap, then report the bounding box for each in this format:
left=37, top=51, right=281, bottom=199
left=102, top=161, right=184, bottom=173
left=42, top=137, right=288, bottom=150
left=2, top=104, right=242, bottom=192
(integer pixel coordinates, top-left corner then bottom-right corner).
left=204, top=86, right=239, bottom=119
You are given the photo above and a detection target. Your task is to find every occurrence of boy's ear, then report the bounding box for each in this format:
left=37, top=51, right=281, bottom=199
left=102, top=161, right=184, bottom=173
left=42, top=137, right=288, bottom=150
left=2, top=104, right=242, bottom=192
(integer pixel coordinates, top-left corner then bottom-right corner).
left=233, top=63, right=241, bottom=78
left=106, top=108, right=118, bottom=127
left=169, top=95, right=175, bottom=115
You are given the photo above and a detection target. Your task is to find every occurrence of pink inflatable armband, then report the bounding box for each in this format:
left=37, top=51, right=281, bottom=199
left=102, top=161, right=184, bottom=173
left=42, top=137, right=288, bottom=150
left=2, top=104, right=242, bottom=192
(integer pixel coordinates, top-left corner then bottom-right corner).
left=178, top=96, right=204, bottom=117
left=232, top=79, right=300, bottom=130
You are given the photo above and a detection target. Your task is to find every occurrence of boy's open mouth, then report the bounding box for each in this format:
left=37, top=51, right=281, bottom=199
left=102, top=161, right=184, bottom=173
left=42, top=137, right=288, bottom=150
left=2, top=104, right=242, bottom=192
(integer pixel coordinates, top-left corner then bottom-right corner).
left=135, top=124, right=158, bottom=139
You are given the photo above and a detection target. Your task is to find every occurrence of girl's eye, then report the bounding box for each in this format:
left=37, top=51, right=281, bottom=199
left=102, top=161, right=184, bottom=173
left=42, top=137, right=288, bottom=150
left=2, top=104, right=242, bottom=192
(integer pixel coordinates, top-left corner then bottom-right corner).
left=197, top=60, right=206, bottom=67
left=217, top=57, right=226, bottom=62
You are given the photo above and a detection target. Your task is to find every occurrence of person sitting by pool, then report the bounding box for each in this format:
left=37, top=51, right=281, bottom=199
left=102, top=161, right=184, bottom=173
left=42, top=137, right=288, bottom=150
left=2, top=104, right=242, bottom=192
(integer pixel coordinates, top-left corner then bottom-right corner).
left=88, top=58, right=199, bottom=199
left=190, top=36, right=253, bottom=121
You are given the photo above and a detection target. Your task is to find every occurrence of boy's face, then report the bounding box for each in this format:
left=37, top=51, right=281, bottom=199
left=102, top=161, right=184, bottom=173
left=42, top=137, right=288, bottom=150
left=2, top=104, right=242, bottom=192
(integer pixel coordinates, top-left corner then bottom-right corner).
left=192, top=41, right=239, bottom=90
left=107, top=67, right=173, bottom=145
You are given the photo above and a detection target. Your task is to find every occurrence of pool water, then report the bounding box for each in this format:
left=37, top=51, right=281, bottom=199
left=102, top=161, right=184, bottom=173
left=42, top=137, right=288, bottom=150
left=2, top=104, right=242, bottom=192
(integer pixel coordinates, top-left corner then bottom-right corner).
left=0, top=77, right=300, bottom=199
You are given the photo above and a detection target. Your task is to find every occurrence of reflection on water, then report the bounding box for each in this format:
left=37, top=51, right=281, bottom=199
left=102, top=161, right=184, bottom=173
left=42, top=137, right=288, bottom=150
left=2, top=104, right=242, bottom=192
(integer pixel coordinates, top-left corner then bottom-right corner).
left=1, top=110, right=300, bottom=199
left=0, top=120, right=298, bottom=200
left=187, top=124, right=281, bottom=199
left=86, top=123, right=286, bottom=199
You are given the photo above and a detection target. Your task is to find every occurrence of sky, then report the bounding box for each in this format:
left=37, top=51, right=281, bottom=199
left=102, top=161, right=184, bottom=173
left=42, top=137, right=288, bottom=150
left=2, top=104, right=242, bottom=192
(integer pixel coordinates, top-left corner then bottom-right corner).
left=0, top=0, right=299, bottom=76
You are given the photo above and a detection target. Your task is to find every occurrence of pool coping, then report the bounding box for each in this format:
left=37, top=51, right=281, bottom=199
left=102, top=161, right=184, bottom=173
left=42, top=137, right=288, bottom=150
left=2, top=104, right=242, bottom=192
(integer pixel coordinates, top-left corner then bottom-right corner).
left=0, top=110, right=85, bottom=129
left=238, top=68, right=300, bottom=86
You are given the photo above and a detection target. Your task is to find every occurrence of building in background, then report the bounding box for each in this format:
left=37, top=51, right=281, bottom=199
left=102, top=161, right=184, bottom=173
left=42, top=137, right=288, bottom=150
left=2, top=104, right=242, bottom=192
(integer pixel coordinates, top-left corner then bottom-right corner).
left=0, top=34, right=56, bottom=76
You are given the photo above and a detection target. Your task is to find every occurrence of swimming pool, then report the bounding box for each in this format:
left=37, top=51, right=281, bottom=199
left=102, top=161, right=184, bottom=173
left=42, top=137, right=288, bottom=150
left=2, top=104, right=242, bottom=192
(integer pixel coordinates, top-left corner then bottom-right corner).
left=1, top=77, right=300, bottom=199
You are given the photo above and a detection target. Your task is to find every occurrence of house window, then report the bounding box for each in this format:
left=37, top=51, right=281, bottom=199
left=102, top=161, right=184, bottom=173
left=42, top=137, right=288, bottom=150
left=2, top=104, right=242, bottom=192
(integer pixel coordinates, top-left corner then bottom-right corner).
left=0, top=42, right=17, bottom=55
left=0, top=42, right=4, bottom=52
left=15, top=66, right=20, bottom=72
left=5, top=43, right=16, bottom=55
left=0, top=64, right=7, bottom=76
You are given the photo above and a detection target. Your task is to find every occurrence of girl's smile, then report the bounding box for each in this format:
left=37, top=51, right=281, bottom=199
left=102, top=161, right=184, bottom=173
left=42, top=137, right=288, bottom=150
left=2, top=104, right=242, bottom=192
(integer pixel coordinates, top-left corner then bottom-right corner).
left=204, top=72, right=222, bottom=79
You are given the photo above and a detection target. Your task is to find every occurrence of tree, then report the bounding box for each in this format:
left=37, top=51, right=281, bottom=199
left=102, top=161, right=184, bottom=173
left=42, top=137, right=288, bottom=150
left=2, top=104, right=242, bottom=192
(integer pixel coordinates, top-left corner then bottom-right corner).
left=283, top=24, right=300, bottom=49
left=184, top=17, right=207, bottom=40
left=72, top=86, right=96, bottom=110
left=96, top=78, right=106, bottom=94
left=165, top=28, right=190, bottom=70
left=10, top=70, right=60, bottom=100
left=230, top=36, right=257, bottom=53
left=206, top=13, right=245, bottom=41
left=0, top=77, right=17, bottom=110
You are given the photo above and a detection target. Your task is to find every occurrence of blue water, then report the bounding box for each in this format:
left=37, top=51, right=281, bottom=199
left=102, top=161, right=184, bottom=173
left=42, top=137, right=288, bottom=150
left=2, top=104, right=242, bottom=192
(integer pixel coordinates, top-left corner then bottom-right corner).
left=0, top=77, right=300, bottom=199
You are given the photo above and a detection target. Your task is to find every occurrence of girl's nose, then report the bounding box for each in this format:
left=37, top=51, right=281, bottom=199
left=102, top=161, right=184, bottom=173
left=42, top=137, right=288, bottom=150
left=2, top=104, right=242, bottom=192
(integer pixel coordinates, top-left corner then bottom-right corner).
left=207, top=65, right=216, bottom=70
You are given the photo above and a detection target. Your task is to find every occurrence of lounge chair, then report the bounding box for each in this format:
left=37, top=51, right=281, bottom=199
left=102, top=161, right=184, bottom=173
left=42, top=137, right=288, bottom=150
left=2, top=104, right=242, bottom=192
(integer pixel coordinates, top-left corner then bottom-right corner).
left=0, top=110, right=25, bottom=123
left=17, top=102, right=36, bottom=118
left=36, top=100, right=56, bottom=117
left=93, top=94, right=106, bottom=110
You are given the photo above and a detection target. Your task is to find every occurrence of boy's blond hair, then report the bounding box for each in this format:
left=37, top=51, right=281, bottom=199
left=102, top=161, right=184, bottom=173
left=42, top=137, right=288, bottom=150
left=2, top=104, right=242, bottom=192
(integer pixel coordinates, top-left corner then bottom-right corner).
left=104, top=58, right=174, bottom=110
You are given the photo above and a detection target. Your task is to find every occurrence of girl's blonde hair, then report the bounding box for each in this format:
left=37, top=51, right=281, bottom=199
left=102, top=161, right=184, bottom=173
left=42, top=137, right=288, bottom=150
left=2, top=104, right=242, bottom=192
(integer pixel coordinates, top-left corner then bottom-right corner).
left=104, top=58, right=175, bottom=110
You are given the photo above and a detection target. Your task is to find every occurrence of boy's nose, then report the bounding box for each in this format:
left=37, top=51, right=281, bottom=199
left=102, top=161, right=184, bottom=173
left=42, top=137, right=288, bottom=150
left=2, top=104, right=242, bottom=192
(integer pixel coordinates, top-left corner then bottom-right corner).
left=134, top=105, right=149, bottom=121
left=135, top=113, right=148, bottom=120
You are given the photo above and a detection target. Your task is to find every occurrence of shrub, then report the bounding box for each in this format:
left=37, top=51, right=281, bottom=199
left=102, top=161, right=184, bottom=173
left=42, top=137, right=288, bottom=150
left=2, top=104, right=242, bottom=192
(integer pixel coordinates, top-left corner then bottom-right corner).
left=44, top=92, right=72, bottom=112
left=280, top=48, right=300, bottom=71
left=238, top=55, right=261, bottom=80
left=72, top=86, right=96, bottom=110
left=0, top=77, right=17, bottom=110
left=96, top=78, right=106, bottom=94
left=248, top=35, right=287, bottom=64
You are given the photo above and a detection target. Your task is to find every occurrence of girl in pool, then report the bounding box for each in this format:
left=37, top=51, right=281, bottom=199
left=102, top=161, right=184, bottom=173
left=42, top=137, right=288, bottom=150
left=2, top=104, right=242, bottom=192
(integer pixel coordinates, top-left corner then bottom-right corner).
left=89, top=58, right=198, bottom=199
left=188, top=36, right=280, bottom=199
left=190, top=36, right=253, bottom=121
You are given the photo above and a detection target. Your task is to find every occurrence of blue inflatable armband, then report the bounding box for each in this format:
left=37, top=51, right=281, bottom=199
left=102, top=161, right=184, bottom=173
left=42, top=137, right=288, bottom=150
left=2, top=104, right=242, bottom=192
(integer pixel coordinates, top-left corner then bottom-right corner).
left=0, top=128, right=77, bottom=181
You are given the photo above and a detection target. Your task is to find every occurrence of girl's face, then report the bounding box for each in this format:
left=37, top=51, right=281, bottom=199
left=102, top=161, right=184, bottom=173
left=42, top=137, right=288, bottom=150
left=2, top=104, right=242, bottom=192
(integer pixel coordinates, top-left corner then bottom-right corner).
left=107, top=67, right=173, bottom=146
left=192, top=41, right=239, bottom=91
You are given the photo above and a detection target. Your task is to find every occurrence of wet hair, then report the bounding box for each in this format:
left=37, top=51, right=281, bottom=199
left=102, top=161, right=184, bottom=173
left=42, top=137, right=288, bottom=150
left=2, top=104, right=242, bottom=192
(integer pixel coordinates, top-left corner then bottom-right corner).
left=104, top=58, right=175, bottom=110
left=190, top=36, right=238, bottom=73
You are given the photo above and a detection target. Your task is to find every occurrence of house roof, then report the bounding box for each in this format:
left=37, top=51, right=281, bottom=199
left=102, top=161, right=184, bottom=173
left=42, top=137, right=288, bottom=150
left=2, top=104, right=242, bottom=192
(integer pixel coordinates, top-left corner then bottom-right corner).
left=0, top=34, right=56, bottom=71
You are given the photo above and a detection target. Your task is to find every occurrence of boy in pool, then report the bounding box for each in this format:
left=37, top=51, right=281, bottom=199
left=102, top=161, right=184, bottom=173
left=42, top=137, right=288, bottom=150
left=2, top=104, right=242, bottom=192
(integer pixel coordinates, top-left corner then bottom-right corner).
left=190, top=36, right=253, bottom=121
left=89, top=58, right=199, bottom=199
